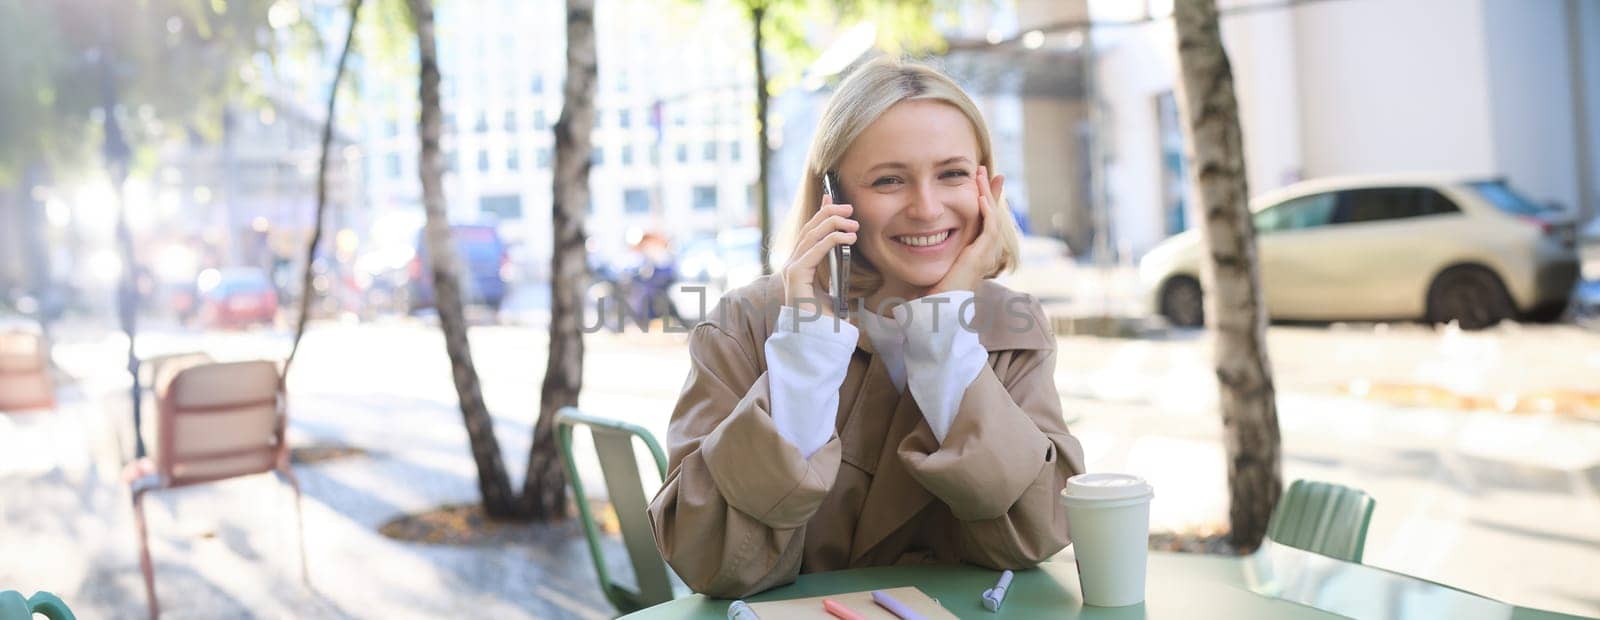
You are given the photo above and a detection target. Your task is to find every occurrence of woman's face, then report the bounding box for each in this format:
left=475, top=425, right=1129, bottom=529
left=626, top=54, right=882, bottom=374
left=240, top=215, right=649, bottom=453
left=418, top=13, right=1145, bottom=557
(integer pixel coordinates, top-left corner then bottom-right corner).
left=835, top=100, right=982, bottom=294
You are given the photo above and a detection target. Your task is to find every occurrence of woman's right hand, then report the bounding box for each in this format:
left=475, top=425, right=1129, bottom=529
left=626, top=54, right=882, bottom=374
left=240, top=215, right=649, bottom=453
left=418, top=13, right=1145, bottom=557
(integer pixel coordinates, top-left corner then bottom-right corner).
left=781, top=194, right=859, bottom=317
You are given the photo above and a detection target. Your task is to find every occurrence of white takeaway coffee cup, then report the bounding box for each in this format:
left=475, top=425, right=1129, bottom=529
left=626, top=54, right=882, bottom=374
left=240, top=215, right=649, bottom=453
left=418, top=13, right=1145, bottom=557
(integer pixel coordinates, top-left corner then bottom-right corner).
left=1060, top=473, right=1155, bottom=607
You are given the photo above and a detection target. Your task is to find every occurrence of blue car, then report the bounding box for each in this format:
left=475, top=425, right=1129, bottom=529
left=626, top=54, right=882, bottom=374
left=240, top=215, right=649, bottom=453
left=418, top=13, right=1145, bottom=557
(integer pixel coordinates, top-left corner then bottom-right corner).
left=409, top=224, right=509, bottom=311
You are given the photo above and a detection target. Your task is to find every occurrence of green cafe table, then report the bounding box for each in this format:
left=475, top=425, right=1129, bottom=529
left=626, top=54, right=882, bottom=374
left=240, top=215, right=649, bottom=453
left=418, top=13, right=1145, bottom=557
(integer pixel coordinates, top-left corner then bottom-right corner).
left=623, top=541, right=1593, bottom=619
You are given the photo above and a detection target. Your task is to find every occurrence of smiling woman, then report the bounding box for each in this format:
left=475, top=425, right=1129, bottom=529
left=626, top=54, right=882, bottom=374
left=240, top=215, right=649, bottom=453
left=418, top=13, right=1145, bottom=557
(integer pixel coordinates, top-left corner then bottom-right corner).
left=648, top=58, right=1083, bottom=599
left=779, top=61, right=1023, bottom=309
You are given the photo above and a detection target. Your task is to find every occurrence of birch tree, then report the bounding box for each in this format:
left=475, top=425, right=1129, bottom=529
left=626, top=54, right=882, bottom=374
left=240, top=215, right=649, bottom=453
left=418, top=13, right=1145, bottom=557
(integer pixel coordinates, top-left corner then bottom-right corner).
left=1171, top=0, right=1282, bottom=550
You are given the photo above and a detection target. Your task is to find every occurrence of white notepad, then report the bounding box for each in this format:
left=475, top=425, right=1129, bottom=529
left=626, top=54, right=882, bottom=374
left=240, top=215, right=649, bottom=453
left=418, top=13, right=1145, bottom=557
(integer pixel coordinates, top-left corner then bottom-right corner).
left=746, top=586, right=957, bottom=619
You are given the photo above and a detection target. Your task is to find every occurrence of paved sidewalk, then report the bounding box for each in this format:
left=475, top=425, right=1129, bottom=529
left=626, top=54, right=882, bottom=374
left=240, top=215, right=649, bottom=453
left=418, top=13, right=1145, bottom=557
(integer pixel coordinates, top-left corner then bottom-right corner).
left=2, top=326, right=618, bottom=619
left=4, top=318, right=1599, bottom=617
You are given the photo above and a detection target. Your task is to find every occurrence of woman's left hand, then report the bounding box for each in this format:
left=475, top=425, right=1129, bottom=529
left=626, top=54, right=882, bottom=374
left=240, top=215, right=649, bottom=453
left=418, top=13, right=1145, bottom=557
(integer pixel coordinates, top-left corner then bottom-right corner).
left=930, top=165, right=1006, bottom=295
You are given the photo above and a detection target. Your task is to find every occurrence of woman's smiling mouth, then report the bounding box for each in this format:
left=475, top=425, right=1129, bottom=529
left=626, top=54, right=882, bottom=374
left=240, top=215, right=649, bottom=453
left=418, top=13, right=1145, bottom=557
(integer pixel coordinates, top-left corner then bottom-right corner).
left=892, top=229, right=954, bottom=248
left=889, top=226, right=960, bottom=252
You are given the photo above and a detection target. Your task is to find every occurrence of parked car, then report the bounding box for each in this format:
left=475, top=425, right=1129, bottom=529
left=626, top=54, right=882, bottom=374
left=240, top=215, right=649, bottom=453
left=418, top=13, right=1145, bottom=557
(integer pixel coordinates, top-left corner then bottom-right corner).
left=195, top=268, right=278, bottom=329
left=1139, top=174, right=1581, bottom=329
left=408, top=224, right=510, bottom=312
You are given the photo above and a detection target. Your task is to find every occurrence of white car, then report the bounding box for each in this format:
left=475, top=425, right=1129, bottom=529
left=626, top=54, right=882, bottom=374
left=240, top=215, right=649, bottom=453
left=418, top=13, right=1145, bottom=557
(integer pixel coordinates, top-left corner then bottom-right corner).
left=1138, top=174, right=1581, bottom=329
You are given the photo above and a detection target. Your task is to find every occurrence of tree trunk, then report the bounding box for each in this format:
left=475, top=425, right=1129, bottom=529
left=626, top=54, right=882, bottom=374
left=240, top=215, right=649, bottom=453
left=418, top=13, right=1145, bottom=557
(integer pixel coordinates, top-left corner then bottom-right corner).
left=409, top=0, right=519, bottom=518
left=749, top=2, right=772, bottom=275
left=99, top=43, right=145, bottom=460
left=284, top=0, right=364, bottom=384
left=1170, top=0, right=1282, bottom=552
left=521, top=0, right=598, bottom=519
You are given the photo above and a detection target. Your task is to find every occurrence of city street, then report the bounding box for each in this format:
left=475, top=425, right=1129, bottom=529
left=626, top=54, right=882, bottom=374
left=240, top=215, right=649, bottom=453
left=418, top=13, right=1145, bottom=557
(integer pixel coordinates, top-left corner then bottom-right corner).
left=5, top=0, right=1600, bottom=618
left=2, top=316, right=1597, bottom=617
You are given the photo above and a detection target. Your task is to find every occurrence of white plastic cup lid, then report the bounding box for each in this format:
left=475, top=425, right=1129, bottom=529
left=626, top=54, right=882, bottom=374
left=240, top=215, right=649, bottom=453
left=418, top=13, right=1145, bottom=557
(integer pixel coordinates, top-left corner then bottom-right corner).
left=1062, top=473, right=1154, bottom=502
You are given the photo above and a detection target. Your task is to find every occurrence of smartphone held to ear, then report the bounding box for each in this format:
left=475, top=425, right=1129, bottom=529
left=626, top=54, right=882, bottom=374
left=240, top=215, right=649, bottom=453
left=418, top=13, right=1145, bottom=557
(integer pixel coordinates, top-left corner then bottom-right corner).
left=822, top=172, right=852, bottom=319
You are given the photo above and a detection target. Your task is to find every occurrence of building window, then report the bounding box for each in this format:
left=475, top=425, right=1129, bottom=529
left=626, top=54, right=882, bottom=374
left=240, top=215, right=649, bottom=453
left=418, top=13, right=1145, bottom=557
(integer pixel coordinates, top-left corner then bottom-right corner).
left=474, top=112, right=488, bottom=133
left=480, top=194, right=523, bottom=219
left=619, top=109, right=632, bottom=128
left=675, top=144, right=688, bottom=164
left=693, top=185, right=717, bottom=211
left=702, top=142, right=717, bottom=162
left=447, top=150, right=458, bottom=173
left=624, top=188, right=650, bottom=214
left=385, top=119, right=399, bottom=138
left=594, top=109, right=603, bottom=129
left=591, top=147, right=604, bottom=167
left=507, top=148, right=520, bottom=171
left=531, top=74, right=543, bottom=94
left=729, top=140, right=741, bottom=163
left=621, top=144, right=634, bottom=166
left=504, top=110, right=517, bottom=132
left=443, top=112, right=456, bottom=133
left=537, top=147, right=552, bottom=168
left=477, top=149, right=490, bottom=172
left=386, top=153, right=402, bottom=179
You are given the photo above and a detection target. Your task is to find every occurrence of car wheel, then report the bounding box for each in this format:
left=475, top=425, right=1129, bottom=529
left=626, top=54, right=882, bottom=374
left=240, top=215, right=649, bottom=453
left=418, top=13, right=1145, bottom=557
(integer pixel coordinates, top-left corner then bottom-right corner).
left=1523, top=300, right=1567, bottom=323
left=1426, top=266, right=1514, bottom=330
left=1160, top=276, right=1205, bottom=328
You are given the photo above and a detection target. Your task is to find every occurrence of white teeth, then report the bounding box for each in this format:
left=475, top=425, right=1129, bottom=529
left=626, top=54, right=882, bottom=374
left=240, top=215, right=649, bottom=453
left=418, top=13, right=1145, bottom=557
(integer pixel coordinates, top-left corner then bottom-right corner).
left=895, top=230, right=950, bottom=247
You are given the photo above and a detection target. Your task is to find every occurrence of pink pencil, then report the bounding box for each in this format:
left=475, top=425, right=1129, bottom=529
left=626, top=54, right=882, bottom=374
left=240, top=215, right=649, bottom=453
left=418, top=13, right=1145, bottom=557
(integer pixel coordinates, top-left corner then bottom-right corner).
left=823, top=598, right=866, bottom=620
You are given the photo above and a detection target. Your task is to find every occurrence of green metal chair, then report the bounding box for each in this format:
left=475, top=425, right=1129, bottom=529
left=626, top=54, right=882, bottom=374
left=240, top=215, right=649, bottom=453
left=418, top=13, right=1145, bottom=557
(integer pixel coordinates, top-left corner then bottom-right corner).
left=0, top=590, right=75, bottom=620
left=1266, top=479, right=1376, bottom=563
left=555, top=407, right=680, bottom=614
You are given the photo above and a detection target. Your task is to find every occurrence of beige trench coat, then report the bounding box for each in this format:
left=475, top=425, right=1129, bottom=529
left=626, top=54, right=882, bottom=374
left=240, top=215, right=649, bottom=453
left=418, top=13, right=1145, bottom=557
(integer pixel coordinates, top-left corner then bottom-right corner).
left=648, top=275, right=1086, bottom=598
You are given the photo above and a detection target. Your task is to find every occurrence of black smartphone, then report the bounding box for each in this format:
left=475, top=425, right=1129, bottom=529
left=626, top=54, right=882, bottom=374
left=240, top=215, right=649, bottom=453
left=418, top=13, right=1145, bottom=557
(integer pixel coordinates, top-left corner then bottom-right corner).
left=822, top=171, right=851, bottom=319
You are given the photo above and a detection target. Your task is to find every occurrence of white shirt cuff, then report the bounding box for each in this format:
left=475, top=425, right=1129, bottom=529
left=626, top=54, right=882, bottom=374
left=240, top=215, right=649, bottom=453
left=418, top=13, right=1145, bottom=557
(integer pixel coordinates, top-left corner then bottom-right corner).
left=764, top=305, right=859, bottom=458
left=893, top=291, right=988, bottom=444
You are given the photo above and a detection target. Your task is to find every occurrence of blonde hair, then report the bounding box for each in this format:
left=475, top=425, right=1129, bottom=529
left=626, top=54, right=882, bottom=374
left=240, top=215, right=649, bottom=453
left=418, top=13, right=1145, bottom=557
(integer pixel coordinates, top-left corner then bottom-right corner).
left=779, top=57, right=1022, bottom=299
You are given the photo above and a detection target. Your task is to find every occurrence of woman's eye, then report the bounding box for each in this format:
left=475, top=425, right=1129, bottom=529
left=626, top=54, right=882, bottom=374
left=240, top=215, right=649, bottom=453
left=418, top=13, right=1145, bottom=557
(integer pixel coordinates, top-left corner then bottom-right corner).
left=871, top=176, right=903, bottom=187
left=940, top=169, right=971, bottom=180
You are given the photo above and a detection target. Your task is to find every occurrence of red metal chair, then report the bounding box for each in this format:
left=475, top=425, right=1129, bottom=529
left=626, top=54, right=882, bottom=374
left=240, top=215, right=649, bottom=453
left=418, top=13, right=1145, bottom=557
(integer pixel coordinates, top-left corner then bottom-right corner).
left=121, top=359, right=307, bottom=619
left=0, top=330, right=54, bottom=412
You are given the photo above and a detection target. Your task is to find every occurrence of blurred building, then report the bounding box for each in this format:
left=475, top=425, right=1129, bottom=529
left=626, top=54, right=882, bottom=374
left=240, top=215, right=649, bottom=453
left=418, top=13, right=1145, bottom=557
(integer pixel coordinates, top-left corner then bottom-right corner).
left=141, top=0, right=365, bottom=296
left=355, top=0, right=762, bottom=278
left=353, top=0, right=1120, bottom=278
left=1088, top=0, right=1600, bottom=259
left=155, top=100, right=362, bottom=272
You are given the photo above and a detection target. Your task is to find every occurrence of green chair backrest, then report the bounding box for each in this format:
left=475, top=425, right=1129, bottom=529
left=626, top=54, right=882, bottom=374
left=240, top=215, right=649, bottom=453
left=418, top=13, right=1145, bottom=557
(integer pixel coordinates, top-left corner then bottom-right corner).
left=1266, top=479, right=1376, bottom=563
left=0, top=590, right=76, bottom=620
left=555, top=407, right=676, bottom=614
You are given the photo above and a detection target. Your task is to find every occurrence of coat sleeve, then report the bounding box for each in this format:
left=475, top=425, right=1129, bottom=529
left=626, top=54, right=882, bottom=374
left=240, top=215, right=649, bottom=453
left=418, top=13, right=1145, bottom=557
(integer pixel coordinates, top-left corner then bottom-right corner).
left=897, top=343, right=1087, bottom=569
left=647, top=321, right=843, bottom=598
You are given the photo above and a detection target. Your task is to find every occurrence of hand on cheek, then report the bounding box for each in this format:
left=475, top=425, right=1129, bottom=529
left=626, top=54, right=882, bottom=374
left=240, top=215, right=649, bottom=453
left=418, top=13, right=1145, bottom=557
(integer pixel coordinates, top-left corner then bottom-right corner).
left=931, top=165, right=1005, bottom=295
